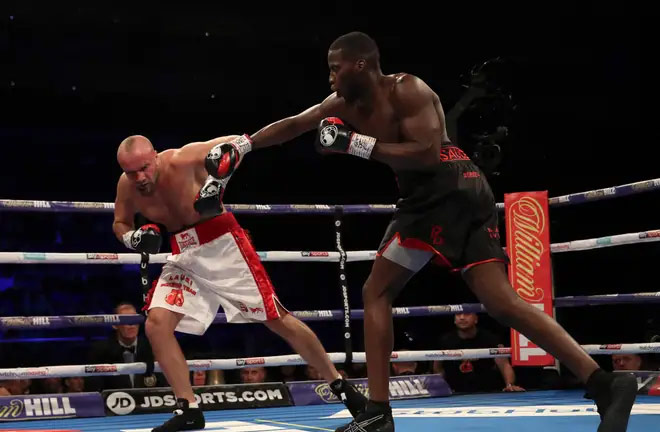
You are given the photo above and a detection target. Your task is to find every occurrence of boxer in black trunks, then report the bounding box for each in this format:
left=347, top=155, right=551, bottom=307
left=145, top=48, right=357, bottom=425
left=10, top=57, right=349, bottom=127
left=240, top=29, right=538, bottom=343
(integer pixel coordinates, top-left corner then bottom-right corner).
left=222, top=32, right=636, bottom=432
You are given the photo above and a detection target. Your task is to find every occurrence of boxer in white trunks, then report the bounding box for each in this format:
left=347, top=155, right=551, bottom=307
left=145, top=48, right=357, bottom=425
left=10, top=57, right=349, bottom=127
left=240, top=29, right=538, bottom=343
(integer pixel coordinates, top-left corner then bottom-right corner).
left=113, top=134, right=366, bottom=432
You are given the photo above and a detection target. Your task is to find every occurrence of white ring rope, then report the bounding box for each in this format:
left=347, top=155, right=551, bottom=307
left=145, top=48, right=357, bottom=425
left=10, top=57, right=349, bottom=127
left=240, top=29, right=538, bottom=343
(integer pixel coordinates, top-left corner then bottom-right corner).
left=1, top=229, right=658, bottom=264
left=1, top=343, right=657, bottom=379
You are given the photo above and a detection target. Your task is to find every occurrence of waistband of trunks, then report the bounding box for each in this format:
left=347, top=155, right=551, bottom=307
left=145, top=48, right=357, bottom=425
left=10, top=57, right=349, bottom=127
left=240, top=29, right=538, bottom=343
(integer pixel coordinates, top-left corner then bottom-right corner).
left=170, top=212, right=240, bottom=255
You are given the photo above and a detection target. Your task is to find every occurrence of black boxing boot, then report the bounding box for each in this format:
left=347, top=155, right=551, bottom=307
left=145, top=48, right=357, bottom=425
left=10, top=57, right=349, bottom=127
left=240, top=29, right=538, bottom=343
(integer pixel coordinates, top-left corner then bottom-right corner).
left=584, top=369, right=637, bottom=432
left=152, top=398, right=205, bottom=432
left=329, top=378, right=368, bottom=418
left=335, top=400, right=394, bottom=432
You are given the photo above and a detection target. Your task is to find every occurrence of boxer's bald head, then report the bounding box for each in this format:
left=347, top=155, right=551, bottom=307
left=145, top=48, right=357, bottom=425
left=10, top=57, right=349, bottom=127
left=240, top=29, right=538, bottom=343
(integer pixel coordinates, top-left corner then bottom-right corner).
left=328, top=32, right=381, bottom=103
left=117, top=135, right=159, bottom=195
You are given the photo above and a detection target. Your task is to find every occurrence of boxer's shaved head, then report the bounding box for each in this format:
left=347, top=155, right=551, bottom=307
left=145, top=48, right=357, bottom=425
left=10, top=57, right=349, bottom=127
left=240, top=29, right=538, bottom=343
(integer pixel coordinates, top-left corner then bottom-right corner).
left=117, top=135, right=159, bottom=195
left=118, top=135, right=153, bottom=156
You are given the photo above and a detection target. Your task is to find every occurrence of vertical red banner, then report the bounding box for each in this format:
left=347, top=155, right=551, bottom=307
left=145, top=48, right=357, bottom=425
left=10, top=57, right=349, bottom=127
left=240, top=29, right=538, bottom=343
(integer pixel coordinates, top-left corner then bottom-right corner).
left=505, top=191, right=555, bottom=366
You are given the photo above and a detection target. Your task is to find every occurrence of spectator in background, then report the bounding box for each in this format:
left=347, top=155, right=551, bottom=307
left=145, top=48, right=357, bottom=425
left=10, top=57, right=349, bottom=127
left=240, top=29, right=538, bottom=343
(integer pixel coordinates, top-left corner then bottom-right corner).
left=17, top=379, right=31, bottom=395
left=0, top=380, right=22, bottom=395
left=191, top=371, right=207, bottom=386
left=391, top=361, right=417, bottom=377
left=391, top=330, right=421, bottom=377
left=40, top=377, right=64, bottom=394
left=86, top=301, right=167, bottom=391
left=190, top=369, right=226, bottom=386
left=64, top=377, right=85, bottom=393
left=612, top=354, right=644, bottom=371
left=279, top=365, right=300, bottom=382
left=433, top=313, right=524, bottom=393
left=304, top=365, right=323, bottom=381
left=239, top=367, right=267, bottom=384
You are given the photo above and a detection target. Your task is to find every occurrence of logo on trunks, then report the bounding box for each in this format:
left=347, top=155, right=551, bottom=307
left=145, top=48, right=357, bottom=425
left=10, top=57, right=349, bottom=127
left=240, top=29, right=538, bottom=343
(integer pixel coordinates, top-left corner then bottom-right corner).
left=238, top=302, right=248, bottom=313
left=507, top=197, right=546, bottom=303
left=175, top=231, right=200, bottom=252
left=165, top=288, right=184, bottom=307
left=439, top=146, right=471, bottom=162
left=249, top=307, right=264, bottom=314
left=319, top=125, right=338, bottom=147
left=463, top=171, right=480, bottom=179
left=430, top=226, right=444, bottom=246
left=487, top=227, right=500, bottom=239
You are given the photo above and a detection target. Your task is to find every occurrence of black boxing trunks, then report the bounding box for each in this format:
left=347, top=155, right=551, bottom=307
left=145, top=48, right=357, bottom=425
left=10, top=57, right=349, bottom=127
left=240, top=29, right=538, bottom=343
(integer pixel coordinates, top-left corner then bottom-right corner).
left=377, top=145, right=509, bottom=273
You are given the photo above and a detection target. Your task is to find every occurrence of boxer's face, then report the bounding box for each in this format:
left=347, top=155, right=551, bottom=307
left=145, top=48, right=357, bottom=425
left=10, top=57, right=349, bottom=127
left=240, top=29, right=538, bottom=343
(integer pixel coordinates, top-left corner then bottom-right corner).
left=118, top=140, right=159, bottom=196
left=328, top=49, right=365, bottom=103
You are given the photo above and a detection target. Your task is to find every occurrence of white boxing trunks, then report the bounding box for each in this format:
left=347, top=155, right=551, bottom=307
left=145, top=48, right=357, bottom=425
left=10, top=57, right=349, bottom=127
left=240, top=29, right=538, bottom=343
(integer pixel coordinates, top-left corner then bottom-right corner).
left=148, top=212, right=282, bottom=335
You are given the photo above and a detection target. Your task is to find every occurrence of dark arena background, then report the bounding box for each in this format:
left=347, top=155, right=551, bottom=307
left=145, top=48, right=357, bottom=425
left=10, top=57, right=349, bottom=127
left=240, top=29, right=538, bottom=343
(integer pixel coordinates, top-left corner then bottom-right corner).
left=1, top=2, right=658, bottom=432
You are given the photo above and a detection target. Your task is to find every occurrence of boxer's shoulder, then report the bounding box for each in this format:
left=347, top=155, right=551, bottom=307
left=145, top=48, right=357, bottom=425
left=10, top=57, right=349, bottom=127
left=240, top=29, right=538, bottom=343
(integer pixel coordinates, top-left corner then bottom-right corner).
left=319, top=92, right=348, bottom=115
left=115, top=174, right=136, bottom=202
left=390, top=73, right=430, bottom=97
left=389, top=73, right=436, bottom=113
left=162, top=148, right=188, bottom=168
left=158, top=149, right=176, bottom=161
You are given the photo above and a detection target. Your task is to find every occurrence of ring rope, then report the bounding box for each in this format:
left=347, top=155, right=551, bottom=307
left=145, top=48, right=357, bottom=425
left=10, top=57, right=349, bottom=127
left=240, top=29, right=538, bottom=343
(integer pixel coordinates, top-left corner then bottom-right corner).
left=1, top=343, right=658, bottom=379
left=1, top=228, right=659, bottom=265
left=3, top=291, right=659, bottom=330
left=1, top=178, right=658, bottom=214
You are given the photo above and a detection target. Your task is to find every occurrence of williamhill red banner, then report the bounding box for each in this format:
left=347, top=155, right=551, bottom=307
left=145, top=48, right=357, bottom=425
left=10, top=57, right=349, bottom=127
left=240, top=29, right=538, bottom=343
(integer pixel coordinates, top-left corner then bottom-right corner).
left=505, top=191, right=555, bottom=366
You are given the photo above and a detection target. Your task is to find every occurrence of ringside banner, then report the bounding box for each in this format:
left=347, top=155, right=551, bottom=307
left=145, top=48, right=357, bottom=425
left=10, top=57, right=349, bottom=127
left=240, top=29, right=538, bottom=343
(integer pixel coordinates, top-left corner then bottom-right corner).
left=102, top=383, right=291, bottom=415
left=505, top=191, right=555, bottom=366
left=287, top=374, right=450, bottom=406
left=0, top=392, right=104, bottom=421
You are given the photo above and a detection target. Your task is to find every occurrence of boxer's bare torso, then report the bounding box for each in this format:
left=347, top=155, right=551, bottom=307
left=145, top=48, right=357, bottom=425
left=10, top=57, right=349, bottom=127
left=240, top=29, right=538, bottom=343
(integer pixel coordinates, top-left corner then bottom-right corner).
left=113, top=136, right=237, bottom=236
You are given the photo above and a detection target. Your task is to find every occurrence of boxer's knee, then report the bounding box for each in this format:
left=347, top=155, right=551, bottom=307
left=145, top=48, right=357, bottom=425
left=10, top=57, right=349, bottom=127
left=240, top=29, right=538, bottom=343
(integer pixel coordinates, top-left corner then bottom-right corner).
left=362, top=276, right=398, bottom=307
left=145, top=308, right=177, bottom=340
left=486, top=300, right=518, bottom=326
left=464, top=261, right=522, bottom=323
left=362, top=257, right=414, bottom=305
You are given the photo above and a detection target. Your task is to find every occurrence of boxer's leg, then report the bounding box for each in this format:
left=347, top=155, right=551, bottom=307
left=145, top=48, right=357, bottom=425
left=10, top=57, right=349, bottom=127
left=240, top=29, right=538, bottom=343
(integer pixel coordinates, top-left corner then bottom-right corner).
left=265, top=302, right=340, bottom=383
left=361, top=255, right=417, bottom=402
left=265, top=301, right=368, bottom=418
left=145, top=307, right=193, bottom=402
left=463, top=261, right=598, bottom=381
left=146, top=307, right=205, bottom=432
left=463, top=261, right=637, bottom=431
